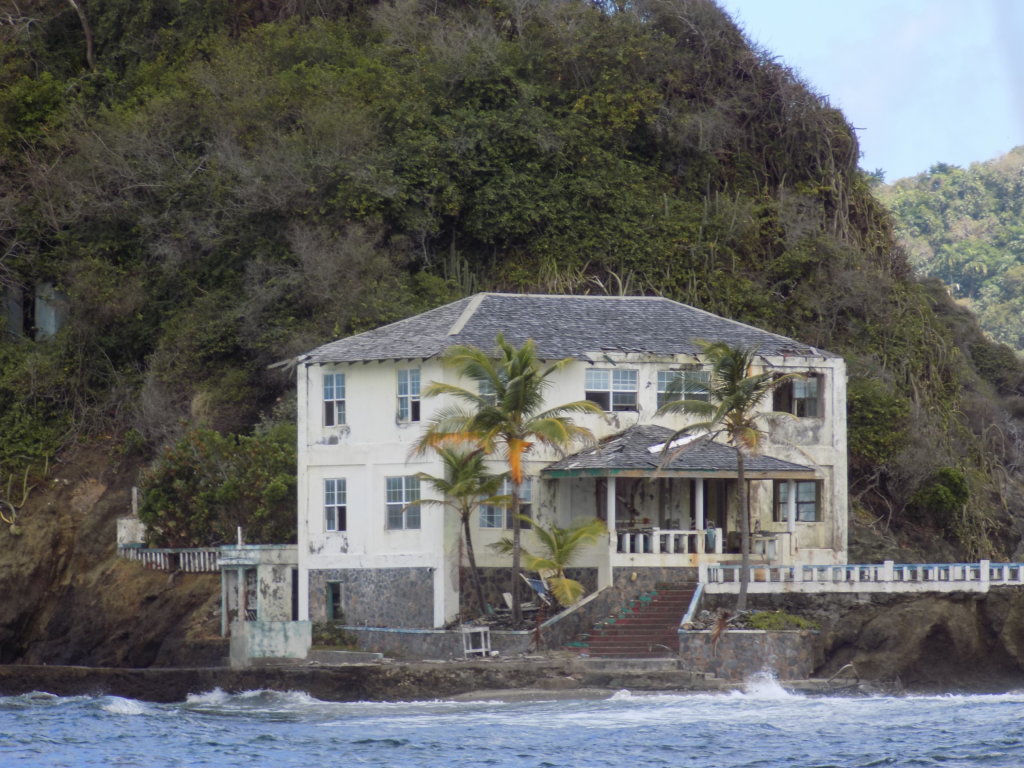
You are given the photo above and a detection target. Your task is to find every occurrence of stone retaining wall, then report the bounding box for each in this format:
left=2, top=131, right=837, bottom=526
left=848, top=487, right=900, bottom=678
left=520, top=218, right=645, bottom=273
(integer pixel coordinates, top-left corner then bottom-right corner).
left=340, top=626, right=533, bottom=659
left=678, top=630, right=818, bottom=681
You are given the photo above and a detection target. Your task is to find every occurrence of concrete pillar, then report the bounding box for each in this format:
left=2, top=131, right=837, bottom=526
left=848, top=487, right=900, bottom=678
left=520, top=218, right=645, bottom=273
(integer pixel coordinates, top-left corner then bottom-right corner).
left=220, top=569, right=228, bottom=637
left=607, top=476, right=617, bottom=552
left=980, top=559, right=990, bottom=587
left=787, top=479, right=796, bottom=535
left=695, top=479, right=705, bottom=530
left=238, top=567, right=247, bottom=620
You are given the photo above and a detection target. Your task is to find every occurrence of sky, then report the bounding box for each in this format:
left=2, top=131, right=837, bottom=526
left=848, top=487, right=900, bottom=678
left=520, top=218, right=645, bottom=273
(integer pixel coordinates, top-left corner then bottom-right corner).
left=719, top=0, right=1024, bottom=182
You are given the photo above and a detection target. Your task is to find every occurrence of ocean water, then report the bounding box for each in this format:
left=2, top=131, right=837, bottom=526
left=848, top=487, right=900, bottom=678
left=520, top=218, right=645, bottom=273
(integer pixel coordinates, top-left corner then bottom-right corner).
left=2, top=676, right=1023, bottom=767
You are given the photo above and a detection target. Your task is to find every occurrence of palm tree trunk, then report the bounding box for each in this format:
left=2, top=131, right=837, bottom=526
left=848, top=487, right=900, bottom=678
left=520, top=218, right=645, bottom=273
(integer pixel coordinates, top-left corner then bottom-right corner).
left=462, top=514, right=488, bottom=617
left=737, top=452, right=750, bottom=612
left=511, top=485, right=522, bottom=625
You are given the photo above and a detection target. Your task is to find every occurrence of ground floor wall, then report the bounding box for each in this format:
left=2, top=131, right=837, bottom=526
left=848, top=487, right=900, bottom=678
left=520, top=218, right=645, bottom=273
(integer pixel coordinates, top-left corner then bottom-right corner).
left=309, top=567, right=434, bottom=628
left=459, top=567, right=599, bottom=616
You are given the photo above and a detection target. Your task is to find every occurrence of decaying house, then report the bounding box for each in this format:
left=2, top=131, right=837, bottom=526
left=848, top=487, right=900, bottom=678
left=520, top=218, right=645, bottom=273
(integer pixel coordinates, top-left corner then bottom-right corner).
left=295, top=293, right=847, bottom=629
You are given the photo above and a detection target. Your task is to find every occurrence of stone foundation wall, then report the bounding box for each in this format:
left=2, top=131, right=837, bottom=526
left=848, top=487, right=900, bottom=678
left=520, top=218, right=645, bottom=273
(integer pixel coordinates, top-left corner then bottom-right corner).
left=340, top=626, right=533, bottom=660
left=461, top=567, right=599, bottom=615
left=613, top=566, right=699, bottom=592
left=678, top=630, right=818, bottom=681
left=309, top=568, right=433, bottom=628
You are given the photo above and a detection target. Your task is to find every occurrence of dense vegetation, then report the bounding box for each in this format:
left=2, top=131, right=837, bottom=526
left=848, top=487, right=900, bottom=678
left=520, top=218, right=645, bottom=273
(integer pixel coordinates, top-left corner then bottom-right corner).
left=879, top=149, right=1024, bottom=350
left=2, top=0, right=1023, bottom=556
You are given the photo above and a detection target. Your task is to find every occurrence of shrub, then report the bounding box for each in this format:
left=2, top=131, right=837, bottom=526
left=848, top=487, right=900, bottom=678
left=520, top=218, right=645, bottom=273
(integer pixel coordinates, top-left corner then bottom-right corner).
left=747, top=611, right=819, bottom=631
left=907, top=467, right=970, bottom=531
left=138, top=422, right=297, bottom=547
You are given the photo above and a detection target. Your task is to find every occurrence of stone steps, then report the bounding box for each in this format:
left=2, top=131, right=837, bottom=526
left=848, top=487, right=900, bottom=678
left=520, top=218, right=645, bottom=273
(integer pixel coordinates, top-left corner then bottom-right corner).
left=567, top=582, right=696, bottom=658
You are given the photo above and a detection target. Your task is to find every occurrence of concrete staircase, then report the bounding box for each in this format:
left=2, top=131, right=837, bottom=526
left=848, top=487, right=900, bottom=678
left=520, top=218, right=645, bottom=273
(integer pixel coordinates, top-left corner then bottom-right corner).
left=567, top=582, right=696, bottom=658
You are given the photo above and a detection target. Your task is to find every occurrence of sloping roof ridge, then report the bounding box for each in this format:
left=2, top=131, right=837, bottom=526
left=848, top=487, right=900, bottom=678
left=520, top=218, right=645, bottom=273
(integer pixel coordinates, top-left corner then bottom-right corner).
left=477, top=291, right=666, bottom=301
left=378, top=294, right=473, bottom=336
left=479, top=293, right=825, bottom=352
left=448, top=293, right=488, bottom=336
left=659, top=298, right=822, bottom=355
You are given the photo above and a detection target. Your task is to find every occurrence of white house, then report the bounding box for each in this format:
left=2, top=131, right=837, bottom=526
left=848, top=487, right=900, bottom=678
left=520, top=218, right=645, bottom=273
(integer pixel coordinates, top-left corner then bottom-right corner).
left=295, top=293, right=847, bottom=629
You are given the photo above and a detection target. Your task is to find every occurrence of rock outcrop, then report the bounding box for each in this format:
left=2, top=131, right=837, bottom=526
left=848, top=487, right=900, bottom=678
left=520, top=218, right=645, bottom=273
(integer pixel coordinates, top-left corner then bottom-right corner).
left=0, top=441, right=223, bottom=667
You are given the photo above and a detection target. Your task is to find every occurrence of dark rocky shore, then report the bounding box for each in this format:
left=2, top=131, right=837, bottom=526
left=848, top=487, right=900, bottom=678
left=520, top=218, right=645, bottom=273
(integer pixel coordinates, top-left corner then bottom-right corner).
left=0, top=658, right=735, bottom=703
left=1, top=651, right=1019, bottom=704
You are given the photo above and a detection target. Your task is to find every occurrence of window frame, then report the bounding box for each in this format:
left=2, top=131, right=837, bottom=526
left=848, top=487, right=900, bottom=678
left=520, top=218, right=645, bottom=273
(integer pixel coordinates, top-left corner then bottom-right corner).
left=773, top=480, right=822, bottom=523
left=324, top=478, right=347, bottom=532
left=386, top=475, right=421, bottom=530
left=480, top=477, right=532, bottom=530
left=478, top=379, right=498, bottom=407
left=773, top=374, right=822, bottom=418
left=326, top=581, right=343, bottom=620
left=585, top=368, right=638, bottom=412
left=396, top=368, right=421, bottom=422
left=323, top=372, right=346, bottom=427
left=657, top=368, right=710, bottom=408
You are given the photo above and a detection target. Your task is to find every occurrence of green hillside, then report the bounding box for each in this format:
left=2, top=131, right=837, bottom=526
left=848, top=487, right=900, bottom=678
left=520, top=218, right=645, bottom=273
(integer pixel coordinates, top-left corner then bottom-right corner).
left=2, top=0, right=1023, bottom=560
left=879, top=148, right=1024, bottom=350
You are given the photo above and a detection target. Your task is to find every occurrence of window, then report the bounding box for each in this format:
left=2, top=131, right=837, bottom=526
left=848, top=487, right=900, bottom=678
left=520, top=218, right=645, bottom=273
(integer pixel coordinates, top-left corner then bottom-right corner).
left=397, top=369, right=421, bottom=422
left=773, top=375, right=821, bottom=417
left=323, top=373, right=345, bottom=426
left=657, top=369, right=710, bottom=408
left=478, top=379, right=497, bottom=407
left=480, top=477, right=532, bottom=530
left=324, top=478, right=346, bottom=531
left=327, top=582, right=343, bottom=620
left=773, top=480, right=821, bottom=522
left=386, top=475, right=420, bottom=530
left=585, top=369, right=638, bottom=412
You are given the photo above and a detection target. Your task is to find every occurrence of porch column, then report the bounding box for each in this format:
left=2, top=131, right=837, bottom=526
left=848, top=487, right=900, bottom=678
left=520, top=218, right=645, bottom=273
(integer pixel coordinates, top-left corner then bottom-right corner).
left=606, top=476, right=617, bottom=554
left=694, top=479, right=705, bottom=530
left=787, top=480, right=797, bottom=536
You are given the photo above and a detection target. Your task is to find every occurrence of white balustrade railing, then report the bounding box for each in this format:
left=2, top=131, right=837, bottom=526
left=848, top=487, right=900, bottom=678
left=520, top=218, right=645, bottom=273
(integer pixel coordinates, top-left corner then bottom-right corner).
left=117, top=546, right=220, bottom=573
left=702, top=560, right=1024, bottom=594
left=617, top=527, right=724, bottom=556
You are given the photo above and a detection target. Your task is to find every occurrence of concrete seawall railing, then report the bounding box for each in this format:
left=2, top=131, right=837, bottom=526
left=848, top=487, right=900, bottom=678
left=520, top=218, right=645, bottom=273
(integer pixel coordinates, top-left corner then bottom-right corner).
left=117, top=546, right=220, bottom=573
left=701, top=560, right=1024, bottom=594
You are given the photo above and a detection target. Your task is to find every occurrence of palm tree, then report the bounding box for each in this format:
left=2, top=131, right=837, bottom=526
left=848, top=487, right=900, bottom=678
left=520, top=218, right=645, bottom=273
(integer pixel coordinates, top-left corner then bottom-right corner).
left=657, top=341, right=794, bottom=611
left=414, top=446, right=505, bottom=617
left=493, top=517, right=607, bottom=607
left=415, top=334, right=601, bottom=624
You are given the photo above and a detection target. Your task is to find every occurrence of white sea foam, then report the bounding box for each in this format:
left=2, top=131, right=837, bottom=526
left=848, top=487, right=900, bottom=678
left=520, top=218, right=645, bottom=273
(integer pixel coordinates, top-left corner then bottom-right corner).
left=738, top=671, right=796, bottom=700
left=184, top=687, right=232, bottom=706
left=100, top=696, right=149, bottom=716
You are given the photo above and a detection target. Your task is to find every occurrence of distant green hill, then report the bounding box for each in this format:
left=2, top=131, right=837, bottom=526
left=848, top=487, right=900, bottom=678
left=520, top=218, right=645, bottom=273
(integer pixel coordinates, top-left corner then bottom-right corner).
left=2, top=0, right=1024, bottom=560
left=879, top=148, right=1024, bottom=350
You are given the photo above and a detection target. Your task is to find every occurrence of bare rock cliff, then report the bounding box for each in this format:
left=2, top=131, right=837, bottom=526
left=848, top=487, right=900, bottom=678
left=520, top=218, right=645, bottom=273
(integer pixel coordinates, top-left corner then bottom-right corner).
left=0, top=441, right=223, bottom=666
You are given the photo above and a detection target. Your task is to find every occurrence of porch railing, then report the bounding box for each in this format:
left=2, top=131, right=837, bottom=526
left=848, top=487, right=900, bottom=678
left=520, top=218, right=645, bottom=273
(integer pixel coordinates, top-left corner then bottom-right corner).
left=702, top=559, right=1024, bottom=593
left=117, top=546, right=220, bottom=573
left=617, top=527, right=723, bottom=556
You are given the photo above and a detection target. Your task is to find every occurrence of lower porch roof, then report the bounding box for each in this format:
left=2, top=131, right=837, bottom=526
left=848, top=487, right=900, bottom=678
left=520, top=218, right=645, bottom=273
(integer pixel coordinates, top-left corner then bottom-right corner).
left=541, top=424, right=817, bottom=480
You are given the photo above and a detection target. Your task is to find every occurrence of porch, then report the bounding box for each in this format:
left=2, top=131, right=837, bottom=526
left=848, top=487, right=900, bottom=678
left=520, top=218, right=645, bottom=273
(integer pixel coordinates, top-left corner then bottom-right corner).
left=542, top=425, right=819, bottom=569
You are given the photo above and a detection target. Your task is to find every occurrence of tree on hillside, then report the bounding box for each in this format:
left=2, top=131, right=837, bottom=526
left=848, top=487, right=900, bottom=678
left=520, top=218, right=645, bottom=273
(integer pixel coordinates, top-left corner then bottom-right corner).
left=657, top=341, right=794, bottom=611
left=412, top=446, right=506, bottom=617
left=415, top=334, right=601, bottom=625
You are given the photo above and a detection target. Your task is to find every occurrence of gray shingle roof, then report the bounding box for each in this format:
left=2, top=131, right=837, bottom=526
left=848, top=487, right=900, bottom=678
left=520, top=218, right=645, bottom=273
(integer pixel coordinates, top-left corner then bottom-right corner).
left=542, top=425, right=814, bottom=476
left=303, top=293, right=836, bottom=364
